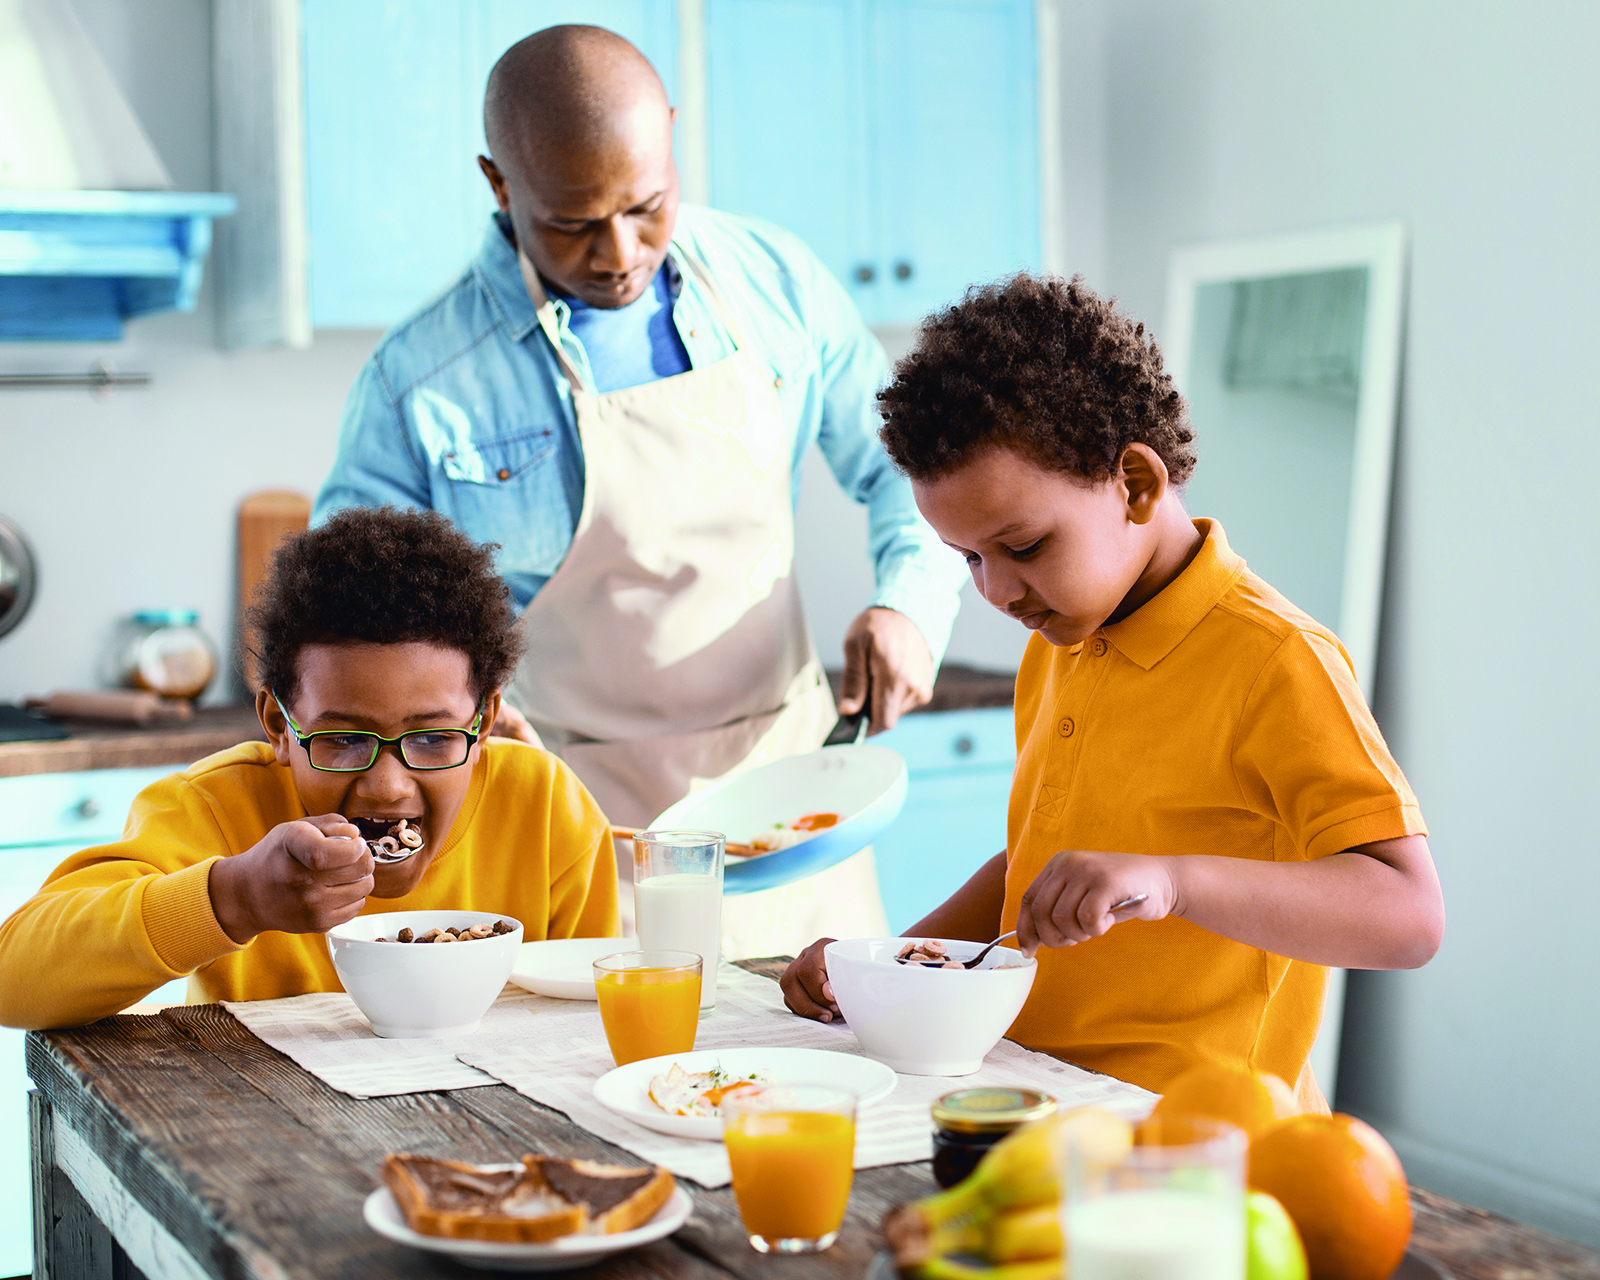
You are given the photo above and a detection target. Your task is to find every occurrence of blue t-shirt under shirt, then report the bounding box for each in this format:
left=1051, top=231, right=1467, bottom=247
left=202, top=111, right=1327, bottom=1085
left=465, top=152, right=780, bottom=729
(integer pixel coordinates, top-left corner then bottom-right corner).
left=556, top=263, right=692, bottom=393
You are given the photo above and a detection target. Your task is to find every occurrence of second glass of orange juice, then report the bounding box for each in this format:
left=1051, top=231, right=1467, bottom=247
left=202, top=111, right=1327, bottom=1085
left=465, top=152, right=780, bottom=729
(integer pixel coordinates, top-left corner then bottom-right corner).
left=593, top=950, right=702, bottom=1067
left=721, top=1084, right=857, bottom=1253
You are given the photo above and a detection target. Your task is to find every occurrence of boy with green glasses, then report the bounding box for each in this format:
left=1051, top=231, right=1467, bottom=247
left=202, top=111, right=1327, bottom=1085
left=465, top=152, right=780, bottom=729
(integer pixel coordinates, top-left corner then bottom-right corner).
left=0, top=508, right=618, bottom=1028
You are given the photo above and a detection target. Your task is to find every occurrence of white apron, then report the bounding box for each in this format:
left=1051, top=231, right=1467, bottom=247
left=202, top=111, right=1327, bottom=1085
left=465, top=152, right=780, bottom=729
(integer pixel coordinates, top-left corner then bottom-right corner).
left=506, top=248, right=888, bottom=960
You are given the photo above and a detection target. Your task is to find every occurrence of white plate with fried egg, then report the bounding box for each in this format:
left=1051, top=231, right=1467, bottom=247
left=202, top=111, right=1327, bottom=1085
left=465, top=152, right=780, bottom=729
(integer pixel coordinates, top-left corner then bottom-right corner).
left=593, top=1046, right=898, bottom=1141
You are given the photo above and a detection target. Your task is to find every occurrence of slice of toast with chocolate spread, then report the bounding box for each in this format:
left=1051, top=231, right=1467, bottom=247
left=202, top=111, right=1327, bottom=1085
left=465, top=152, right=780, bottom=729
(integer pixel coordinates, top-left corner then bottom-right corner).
left=382, top=1152, right=675, bottom=1243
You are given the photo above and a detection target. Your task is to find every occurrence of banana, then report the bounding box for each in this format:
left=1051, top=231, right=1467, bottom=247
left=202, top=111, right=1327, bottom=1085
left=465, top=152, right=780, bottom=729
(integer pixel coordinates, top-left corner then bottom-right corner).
left=884, top=1108, right=1130, bottom=1273
left=911, top=1254, right=1064, bottom=1280
left=988, top=1203, right=1063, bottom=1263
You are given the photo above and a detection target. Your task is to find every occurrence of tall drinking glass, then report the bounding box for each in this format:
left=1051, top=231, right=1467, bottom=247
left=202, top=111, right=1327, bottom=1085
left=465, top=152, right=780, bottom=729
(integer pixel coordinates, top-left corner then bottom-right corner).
left=631, top=829, right=724, bottom=1011
left=1063, top=1115, right=1246, bottom=1280
left=722, top=1084, right=856, bottom=1253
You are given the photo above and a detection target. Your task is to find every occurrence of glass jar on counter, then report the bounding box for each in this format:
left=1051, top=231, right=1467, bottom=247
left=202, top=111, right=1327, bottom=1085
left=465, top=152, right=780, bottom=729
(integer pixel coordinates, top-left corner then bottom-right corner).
left=930, top=1088, right=1058, bottom=1188
left=105, top=610, right=218, bottom=700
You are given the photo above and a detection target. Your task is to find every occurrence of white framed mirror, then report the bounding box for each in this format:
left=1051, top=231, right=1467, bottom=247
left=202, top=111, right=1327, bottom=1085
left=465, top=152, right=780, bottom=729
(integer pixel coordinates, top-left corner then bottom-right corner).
left=1163, top=222, right=1408, bottom=1101
left=1163, top=222, right=1406, bottom=692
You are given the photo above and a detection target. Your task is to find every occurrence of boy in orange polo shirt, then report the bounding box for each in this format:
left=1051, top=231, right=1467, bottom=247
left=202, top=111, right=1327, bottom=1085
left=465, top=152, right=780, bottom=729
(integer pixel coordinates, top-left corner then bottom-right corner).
left=781, top=276, right=1443, bottom=1108
left=0, top=508, right=617, bottom=1029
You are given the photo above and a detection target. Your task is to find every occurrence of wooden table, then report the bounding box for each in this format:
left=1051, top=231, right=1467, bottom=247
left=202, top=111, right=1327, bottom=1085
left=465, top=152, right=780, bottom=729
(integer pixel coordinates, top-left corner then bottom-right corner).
left=26, top=960, right=1600, bottom=1280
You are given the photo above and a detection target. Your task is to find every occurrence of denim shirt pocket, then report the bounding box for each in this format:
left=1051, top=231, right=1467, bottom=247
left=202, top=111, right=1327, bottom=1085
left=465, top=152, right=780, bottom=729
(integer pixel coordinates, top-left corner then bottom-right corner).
left=436, top=429, right=575, bottom=579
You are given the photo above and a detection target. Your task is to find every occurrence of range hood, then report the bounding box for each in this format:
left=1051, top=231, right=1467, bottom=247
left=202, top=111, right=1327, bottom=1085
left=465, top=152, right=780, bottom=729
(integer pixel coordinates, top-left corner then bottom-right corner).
left=0, top=0, right=234, bottom=340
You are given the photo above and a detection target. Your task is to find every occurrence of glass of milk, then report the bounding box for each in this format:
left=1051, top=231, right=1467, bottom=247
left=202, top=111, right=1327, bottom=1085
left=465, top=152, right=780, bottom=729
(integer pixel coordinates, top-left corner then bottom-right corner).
left=1063, top=1115, right=1247, bottom=1280
left=631, top=830, right=725, bottom=1011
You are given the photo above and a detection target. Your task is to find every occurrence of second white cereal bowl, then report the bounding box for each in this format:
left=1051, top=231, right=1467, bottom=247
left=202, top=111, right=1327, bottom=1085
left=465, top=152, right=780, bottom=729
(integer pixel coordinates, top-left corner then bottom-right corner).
left=327, top=911, right=523, bottom=1038
left=823, top=937, right=1037, bottom=1075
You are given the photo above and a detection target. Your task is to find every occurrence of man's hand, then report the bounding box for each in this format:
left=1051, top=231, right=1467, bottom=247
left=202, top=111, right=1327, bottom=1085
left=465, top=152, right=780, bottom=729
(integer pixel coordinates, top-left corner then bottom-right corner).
left=837, top=607, right=934, bottom=734
left=491, top=702, right=543, bottom=748
left=780, top=938, right=841, bottom=1022
left=1015, top=850, right=1175, bottom=957
left=208, top=815, right=376, bottom=945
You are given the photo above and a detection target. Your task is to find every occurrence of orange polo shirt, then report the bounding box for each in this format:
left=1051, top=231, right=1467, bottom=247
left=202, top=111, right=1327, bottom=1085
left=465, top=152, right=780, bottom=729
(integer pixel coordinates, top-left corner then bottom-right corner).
left=1002, top=520, right=1425, bottom=1109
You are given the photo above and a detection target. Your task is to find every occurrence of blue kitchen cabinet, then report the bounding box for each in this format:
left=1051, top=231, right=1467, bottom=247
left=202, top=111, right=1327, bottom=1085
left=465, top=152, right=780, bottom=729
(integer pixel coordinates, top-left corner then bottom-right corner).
left=706, top=0, right=1038, bottom=326
left=0, top=764, right=191, bottom=1276
left=871, top=706, right=1015, bottom=932
left=302, top=0, right=678, bottom=328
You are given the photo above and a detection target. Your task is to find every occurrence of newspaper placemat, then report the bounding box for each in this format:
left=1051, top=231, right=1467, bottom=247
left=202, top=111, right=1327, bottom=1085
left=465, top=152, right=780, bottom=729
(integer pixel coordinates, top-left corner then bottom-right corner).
left=221, top=984, right=595, bottom=1098
left=455, top=965, right=1156, bottom=1187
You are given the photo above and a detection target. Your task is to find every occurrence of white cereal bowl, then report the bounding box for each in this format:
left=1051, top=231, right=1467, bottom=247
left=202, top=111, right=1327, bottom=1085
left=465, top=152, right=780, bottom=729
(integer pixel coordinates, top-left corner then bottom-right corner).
left=823, top=937, right=1037, bottom=1076
left=327, top=911, right=523, bottom=1038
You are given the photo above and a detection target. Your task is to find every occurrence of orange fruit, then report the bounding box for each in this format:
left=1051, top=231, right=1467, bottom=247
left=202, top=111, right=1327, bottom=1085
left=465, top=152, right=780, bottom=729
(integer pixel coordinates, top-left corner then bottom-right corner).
left=1148, top=1062, right=1299, bottom=1139
left=1248, top=1114, right=1410, bottom=1280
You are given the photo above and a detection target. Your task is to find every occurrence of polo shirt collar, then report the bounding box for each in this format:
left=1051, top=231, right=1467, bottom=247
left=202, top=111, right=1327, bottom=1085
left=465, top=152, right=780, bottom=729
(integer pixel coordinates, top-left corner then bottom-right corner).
left=474, top=213, right=540, bottom=341
left=1101, top=519, right=1248, bottom=670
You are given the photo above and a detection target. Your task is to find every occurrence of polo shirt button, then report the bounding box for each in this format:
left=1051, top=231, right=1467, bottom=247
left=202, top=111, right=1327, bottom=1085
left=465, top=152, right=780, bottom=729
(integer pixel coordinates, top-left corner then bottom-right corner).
left=773, top=375, right=784, bottom=389
left=1059, top=717, right=1075, bottom=737
left=1091, top=638, right=1107, bottom=657
left=689, top=329, right=699, bottom=338
left=496, top=468, right=511, bottom=481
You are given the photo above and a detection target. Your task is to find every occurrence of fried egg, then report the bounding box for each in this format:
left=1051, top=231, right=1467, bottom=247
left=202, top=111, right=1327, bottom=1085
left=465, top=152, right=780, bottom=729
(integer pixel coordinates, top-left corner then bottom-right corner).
left=646, top=1062, right=772, bottom=1116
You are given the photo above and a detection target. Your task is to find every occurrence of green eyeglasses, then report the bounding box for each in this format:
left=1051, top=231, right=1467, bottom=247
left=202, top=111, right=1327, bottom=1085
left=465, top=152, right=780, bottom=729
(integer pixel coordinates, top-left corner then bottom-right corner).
left=271, top=692, right=485, bottom=773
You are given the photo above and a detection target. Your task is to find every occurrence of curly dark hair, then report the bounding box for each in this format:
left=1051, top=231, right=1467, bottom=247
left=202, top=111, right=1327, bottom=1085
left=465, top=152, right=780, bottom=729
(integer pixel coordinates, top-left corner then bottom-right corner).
left=247, top=507, right=523, bottom=703
left=878, top=274, right=1196, bottom=486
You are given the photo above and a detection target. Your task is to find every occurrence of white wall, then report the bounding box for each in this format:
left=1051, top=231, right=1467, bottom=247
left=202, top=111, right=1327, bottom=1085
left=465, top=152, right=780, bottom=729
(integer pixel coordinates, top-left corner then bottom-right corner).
left=1088, top=0, right=1600, bottom=1244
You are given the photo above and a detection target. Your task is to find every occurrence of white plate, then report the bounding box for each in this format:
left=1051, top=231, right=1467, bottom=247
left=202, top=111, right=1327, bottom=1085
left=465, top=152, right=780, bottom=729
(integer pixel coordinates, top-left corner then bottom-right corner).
left=649, top=743, right=908, bottom=895
left=364, top=1180, right=692, bottom=1272
left=509, top=937, right=638, bottom=1000
left=592, top=1045, right=898, bottom=1141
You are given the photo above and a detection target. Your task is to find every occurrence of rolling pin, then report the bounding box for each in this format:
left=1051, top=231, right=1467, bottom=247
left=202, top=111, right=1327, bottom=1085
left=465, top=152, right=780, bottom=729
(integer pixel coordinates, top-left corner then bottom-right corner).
left=27, top=689, right=194, bottom=725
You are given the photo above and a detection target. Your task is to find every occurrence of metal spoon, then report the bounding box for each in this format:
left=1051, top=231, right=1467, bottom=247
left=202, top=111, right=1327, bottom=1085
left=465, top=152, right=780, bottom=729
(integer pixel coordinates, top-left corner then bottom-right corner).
left=906, top=894, right=1151, bottom=968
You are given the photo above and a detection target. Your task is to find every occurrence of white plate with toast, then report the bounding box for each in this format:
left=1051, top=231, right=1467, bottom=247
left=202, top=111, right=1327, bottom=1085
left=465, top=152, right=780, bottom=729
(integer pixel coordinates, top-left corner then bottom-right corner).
left=593, top=1046, right=899, bottom=1141
left=364, top=1181, right=693, bottom=1271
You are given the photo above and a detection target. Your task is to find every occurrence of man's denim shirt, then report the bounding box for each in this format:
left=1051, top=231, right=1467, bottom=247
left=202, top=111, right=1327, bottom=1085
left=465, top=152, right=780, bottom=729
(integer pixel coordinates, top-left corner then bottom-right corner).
left=313, top=205, right=966, bottom=661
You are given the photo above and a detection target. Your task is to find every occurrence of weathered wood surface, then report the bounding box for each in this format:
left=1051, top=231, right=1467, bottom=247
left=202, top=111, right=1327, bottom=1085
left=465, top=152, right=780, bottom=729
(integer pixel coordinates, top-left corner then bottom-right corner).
left=28, top=957, right=1600, bottom=1280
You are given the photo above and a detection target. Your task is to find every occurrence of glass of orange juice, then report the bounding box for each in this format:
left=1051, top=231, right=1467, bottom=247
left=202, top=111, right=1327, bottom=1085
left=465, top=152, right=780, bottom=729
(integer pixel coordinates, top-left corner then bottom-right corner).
left=592, top=950, right=702, bottom=1067
left=721, top=1084, right=857, bottom=1253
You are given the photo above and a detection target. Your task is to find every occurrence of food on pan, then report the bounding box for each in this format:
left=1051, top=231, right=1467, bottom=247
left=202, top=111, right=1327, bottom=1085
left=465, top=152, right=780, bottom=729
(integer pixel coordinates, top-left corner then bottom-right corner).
left=749, top=811, right=840, bottom=852
left=374, top=919, right=515, bottom=943
left=647, top=1062, right=773, bottom=1116
left=381, top=1152, right=674, bottom=1243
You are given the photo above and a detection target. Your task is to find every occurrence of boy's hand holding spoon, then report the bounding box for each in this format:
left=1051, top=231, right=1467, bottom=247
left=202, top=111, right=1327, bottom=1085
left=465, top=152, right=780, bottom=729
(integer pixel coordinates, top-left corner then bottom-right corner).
left=209, top=814, right=376, bottom=944
left=1016, top=849, right=1174, bottom=956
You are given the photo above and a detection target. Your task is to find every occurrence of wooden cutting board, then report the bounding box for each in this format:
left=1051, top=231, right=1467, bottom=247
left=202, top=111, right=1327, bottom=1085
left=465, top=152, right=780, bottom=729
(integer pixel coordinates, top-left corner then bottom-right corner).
left=237, top=490, right=311, bottom=686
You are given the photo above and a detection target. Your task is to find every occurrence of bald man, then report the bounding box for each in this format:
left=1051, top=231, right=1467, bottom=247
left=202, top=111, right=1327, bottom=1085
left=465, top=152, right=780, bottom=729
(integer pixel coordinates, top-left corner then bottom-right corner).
left=314, top=26, right=966, bottom=957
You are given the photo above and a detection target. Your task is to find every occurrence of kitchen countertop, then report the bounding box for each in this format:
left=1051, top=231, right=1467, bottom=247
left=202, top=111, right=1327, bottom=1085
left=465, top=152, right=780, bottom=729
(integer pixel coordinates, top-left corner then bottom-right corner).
left=0, top=705, right=267, bottom=778
left=826, top=662, right=1015, bottom=714
left=2, top=666, right=1017, bottom=779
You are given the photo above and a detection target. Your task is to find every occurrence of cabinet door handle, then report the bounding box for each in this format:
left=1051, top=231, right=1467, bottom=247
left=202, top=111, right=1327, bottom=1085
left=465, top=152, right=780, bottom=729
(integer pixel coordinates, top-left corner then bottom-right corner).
left=894, top=260, right=914, bottom=281
left=76, top=797, right=102, bottom=819
left=853, top=263, right=877, bottom=284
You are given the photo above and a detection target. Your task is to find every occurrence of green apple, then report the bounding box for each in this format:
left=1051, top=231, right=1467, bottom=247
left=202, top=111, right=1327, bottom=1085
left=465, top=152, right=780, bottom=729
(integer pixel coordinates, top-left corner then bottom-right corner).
left=1247, top=1190, right=1309, bottom=1280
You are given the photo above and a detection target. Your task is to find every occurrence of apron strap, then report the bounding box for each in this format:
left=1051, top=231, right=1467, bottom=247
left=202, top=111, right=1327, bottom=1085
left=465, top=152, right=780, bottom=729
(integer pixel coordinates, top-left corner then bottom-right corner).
left=516, top=244, right=756, bottom=398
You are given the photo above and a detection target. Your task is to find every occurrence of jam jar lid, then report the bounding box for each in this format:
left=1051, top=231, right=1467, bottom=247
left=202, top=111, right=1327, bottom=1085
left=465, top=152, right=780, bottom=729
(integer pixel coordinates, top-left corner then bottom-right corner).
left=932, top=1088, right=1057, bottom=1134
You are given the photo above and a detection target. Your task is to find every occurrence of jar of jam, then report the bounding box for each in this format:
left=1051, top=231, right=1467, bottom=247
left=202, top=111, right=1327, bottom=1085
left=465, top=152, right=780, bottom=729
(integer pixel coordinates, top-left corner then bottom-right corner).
left=930, top=1088, right=1058, bottom=1188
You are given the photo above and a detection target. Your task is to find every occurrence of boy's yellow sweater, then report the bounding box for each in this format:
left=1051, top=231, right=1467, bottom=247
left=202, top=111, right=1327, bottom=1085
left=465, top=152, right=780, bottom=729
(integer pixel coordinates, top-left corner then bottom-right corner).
left=0, top=739, right=618, bottom=1029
